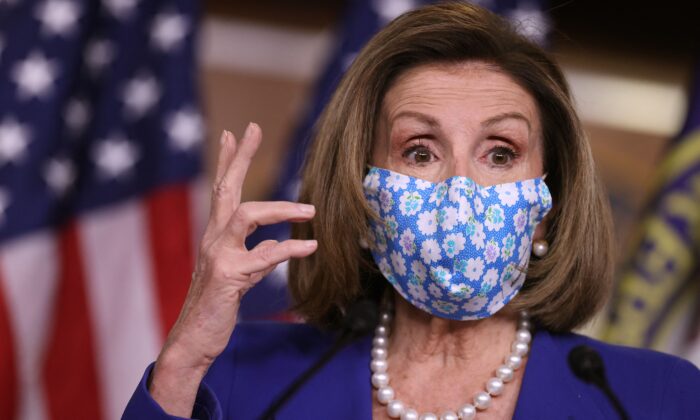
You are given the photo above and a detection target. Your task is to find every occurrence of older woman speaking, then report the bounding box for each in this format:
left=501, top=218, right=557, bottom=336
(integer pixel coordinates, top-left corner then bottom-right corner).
left=123, top=3, right=700, bottom=420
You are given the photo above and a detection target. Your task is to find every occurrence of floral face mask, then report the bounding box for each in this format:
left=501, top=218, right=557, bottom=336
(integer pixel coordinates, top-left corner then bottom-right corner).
left=363, top=166, right=552, bottom=320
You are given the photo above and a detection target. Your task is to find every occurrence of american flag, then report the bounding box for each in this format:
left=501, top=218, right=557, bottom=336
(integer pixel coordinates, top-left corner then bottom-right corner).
left=240, top=0, right=550, bottom=320
left=0, top=1, right=204, bottom=419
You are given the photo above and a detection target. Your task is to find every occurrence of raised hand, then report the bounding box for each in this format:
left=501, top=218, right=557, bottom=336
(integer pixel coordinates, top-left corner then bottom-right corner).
left=148, top=123, right=317, bottom=416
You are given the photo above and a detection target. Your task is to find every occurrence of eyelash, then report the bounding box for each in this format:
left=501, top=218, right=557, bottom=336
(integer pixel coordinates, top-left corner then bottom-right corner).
left=400, top=141, right=520, bottom=168
left=402, top=142, right=434, bottom=166
left=486, top=145, right=519, bottom=168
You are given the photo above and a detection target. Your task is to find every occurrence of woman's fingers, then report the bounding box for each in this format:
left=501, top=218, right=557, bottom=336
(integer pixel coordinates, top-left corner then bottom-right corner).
left=225, top=122, right=262, bottom=210
left=240, top=239, right=318, bottom=275
left=209, top=130, right=238, bottom=231
left=227, top=201, right=316, bottom=246
left=208, top=123, right=261, bottom=234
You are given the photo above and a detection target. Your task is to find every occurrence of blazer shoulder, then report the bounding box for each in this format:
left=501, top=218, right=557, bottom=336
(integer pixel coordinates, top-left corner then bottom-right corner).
left=548, top=330, right=696, bottom=369
left=546, top=330, right=700, bottom=395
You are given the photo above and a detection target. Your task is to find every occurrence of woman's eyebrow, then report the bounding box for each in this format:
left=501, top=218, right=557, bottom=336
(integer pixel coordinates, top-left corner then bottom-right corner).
left=481, top=111, right=531, bottom=134
left=390, top=110, right=440, bottom=128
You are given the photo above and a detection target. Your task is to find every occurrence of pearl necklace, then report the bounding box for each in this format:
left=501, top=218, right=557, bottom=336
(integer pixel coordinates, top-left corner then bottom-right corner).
left=370, top=309, right=533, bottom=420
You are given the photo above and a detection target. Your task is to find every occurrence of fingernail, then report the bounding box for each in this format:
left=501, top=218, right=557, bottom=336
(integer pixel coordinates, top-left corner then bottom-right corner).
left=221, top=130, right=231, bottom=145
left=243, top=122, right=254, bottom=139
left=304, top=240, right=318, bottom=248
left=298, top=204, right=315, bottom=214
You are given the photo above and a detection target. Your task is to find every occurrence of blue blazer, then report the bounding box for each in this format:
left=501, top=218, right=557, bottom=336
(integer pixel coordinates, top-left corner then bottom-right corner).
left=123, top=322, right=700, bottom=419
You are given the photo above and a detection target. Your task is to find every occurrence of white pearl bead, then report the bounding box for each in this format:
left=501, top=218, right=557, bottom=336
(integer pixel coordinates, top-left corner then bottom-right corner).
left=387, top=400, right=405, bottom=418
left=511, top=341, right=529, bottom=357
left=519, top=310, right=530, bottom=319
left=373, top=336, right=389, bottom=348
left=371, top=359, right=388, bottom=373
left=380, top=312, right=392, bottom=324
left=378, top=386, right=395, bottom=404
left=372, top=372, right=389, bottom=388
left=372, top=347, right=388, bottom=360
left=457, top=404, right=476, bottom=419
left=532, top=241, right=548, bottom=257
left=515, top=329, right=531, bottom=344
left=518, top=319, right=532, bottom=330
left=419, top=413, right=437, bottom=420
left=486, top=377, right=504, bottom=396
left=401, top=409, right=419, bottom=420
left=376, top=325, right=389, bottom=337
left=505, top=354, right=522, bottom=369
left=473, top=391, right=491, bottom=410
left=496, top=365, right=514, bottom=382
left=439, top=411, right=458, bottom=420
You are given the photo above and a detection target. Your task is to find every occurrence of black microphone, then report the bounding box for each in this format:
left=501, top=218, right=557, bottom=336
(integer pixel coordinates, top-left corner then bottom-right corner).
left=258, top=300, right=378, bottom=420
left=568, top=345, right=630, bottom=420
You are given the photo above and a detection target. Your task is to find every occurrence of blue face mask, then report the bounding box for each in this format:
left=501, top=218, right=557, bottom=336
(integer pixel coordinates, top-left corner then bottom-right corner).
left=362, top=166, right=552, bottom=320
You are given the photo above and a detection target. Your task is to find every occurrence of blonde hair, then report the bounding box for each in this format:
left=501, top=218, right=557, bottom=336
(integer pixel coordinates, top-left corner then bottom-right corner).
left=288, top=2, right=614, bottom=331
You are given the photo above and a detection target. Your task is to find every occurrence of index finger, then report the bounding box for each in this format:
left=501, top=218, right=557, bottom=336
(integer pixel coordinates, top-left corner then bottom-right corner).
left=209, top=123, right=261, bottom=233
left=209, top=130, right=237, bottom=229
left=226, top=122, right=262, bottom=207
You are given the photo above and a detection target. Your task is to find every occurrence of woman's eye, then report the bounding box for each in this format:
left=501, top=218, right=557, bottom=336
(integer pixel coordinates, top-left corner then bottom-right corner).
left=403, top=145, right=434, bottom=164
left=487, top=146, right=517, bottom=166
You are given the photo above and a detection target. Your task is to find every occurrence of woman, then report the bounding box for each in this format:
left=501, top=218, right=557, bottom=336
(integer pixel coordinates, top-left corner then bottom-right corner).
left=124, top=3, right=700, bottom=419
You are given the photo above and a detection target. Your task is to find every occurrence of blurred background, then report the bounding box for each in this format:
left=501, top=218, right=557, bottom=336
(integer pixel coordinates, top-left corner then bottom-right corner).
left=1, top=0, right=699, bottom=419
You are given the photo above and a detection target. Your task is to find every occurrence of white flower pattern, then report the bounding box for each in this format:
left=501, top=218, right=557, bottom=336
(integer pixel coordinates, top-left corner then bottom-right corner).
left=496, top=183, right=519, bottom=206
left=390, top=250, right=406, bottom=276
left=420, top=239, right=442, bottom=264
left=411, top=260, right=427, bottom=282
left=417, top=209, right=438, bottom=235
left=386, top=172, right=409, bottom=191
left=408, top=282, right=429, bottom=301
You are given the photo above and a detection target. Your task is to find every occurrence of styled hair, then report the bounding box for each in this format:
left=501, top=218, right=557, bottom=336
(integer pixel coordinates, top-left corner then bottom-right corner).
left=288, top=2, right=614, bottom=332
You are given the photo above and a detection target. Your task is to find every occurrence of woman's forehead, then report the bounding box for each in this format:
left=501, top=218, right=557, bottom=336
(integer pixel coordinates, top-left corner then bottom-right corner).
left=381, top=61, right=540, bottom=129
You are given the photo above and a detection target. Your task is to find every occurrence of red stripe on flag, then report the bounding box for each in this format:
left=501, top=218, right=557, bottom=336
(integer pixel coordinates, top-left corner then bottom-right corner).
left=0, top=265, right=18, bottom=420
left=146, top=185, right=195, bottom=336
left=43, top=223, right=103, bottom=420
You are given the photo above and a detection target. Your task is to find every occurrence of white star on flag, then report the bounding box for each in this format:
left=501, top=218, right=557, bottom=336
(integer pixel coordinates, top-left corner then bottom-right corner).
left=151, top=11, right=189, bottom=52
left=84, top=39, right=115, bottom=77
left=165, top=108, right=204, bottom=151
left=103, top=0, right=138, bottom=20
left=92, top=135, right=140, bottom=179
left=508, top=4, right=549, bottom=45
left=11, top=51, right=59, bottom=100
left=44, top=157, right=76, bottom=195
left=36, top=0, right=81, bottom=37
left=122, top=74, right=160, bottom=118
left=0, top=118, right=31, bottom=165
left=0, top=188, right=10, bottom=224
left=64, top=97, right=91, bottom=135
left=371, top=0, right=416, bottom=23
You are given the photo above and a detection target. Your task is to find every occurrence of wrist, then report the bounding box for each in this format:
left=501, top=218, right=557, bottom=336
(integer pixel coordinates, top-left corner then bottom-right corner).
left=155, top=338, right=214, bottom=379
